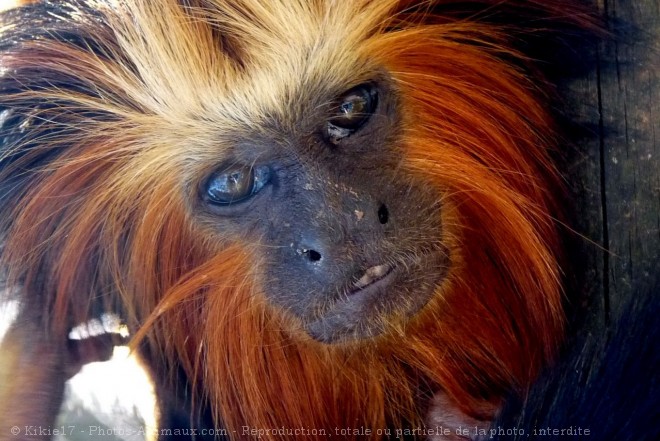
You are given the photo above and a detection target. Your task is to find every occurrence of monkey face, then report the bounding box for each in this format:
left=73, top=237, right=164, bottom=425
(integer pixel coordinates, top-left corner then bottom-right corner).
left=194, top=77, right=449, bottom=343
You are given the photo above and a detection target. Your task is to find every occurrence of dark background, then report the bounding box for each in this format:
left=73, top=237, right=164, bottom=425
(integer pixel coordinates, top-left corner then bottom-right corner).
left=566, top=0, right=659, bottom=327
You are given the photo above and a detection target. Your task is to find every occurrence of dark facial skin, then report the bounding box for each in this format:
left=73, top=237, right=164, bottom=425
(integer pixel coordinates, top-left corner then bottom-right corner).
left=197, top=79, right=449, bottom=343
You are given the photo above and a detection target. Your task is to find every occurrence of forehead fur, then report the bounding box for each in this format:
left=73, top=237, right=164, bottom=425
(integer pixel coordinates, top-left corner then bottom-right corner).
left=97, top=0, right=399, bottom=129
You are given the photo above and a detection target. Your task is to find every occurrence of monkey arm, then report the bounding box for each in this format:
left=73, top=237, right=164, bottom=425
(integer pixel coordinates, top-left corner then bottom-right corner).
left=426, top=390, right=498, bottom=441
left=0, top=309, right=66, bottom=441
left=0, top=306, right=120, bottom=441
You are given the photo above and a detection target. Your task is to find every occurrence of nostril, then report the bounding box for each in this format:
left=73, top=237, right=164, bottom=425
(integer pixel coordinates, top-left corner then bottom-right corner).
left=378, top=204, right=389, bottom=224
left=299, top=248, right=322, bottom=262
left=307, top=249, right=322, bottom=261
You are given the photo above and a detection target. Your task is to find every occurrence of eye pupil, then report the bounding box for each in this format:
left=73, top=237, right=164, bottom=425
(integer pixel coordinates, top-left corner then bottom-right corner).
left=340, top=100, right=356, bottom=115
left=204, top=164, right=271, bottom=206
left=206, top=166, right=254, bottom=204
left=327, top=84, right=377, bottom=141
left=228, top=169, right=251, bottom=192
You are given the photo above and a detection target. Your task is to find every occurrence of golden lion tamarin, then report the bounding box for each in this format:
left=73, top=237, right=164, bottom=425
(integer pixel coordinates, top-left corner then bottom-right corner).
left=0, top=0, right=604, bottom=440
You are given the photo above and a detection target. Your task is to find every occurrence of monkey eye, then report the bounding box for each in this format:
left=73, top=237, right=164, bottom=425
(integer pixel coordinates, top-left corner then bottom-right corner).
left=204, top=164, right=270, bottom=205
left=326, top=84, right=378, bottom=142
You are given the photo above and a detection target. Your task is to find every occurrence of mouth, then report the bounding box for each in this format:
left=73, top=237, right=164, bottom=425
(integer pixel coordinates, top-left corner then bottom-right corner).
left=296, top=240, right=449, bottom=344
left=350, top=263, right=395, bottom=294
left=303, top=254, right=442, bottom=343
left=304, top=262, right=399, bottom=343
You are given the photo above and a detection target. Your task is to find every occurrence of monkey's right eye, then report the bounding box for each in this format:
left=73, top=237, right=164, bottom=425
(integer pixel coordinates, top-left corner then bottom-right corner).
left=204, top=165, right=270, bottom=205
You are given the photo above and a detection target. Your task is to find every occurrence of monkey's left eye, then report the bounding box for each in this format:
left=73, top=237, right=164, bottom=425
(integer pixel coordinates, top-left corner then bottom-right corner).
left=326, top=84, right=378, bottom=142
left=204, top=164, right=271, bottom=205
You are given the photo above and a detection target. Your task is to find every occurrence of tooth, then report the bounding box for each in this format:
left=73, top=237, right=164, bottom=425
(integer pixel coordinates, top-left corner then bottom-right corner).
left=353, top=264, right=390, bottom=289
left=354, top=273, right=372, bottom=289
left=366, top=264, right=388, bottom=278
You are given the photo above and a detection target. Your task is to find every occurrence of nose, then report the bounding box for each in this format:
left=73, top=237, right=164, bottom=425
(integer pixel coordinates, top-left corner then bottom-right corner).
left=294, top=202, right=390, bottom=267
